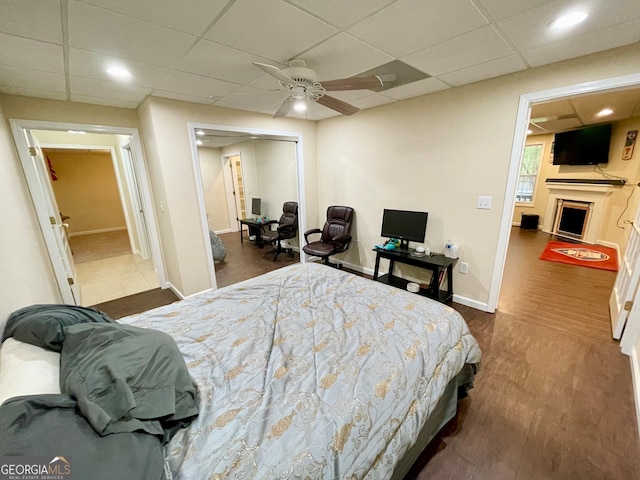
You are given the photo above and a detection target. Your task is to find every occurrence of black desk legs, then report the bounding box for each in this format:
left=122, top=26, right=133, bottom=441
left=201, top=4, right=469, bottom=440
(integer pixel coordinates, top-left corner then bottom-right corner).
left=373, top=254, right=381, bottom=280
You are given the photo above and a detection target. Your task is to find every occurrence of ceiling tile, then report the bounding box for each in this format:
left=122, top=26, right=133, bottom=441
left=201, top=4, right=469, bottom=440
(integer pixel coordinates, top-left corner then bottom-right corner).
left=205, top=0, right=338, bottom=61
left=0, top=65, right=66, bottom=92
left=77, top=0, right=228, bottom=35
left=69, top=48, right=169, bottom=88
left=348, top=0, right=488, bottom=58
left=438, top=54, right=527, bottom=87
left=288, top=0, right=396, bottom=29
left=152, top=90, right=214, bottom=105
left=0, top=85, right=67, bottom=101
left=350, top=93, right=396, bottom=110
left=530, top=100, right=575, bottom=119
left=68, top=1, right=196, bottom=67
left=404, top=26, right=514, bottom=77
left=476, top=0, right=555, bottom=21
left=300, top=33, right=394, bottom=81
left=521, top=19, right=640, bottom=67
left=69, top=94, right=140, bottom=109
left=0, top=0, right=63, bottom=43
left=382, top=77, right=450, bottom=100
left=158, top=71, right=240, bottom=98
left=570, top=89, right=640, bottom=124
left=498, top=0, right=640, bottom=52
left=214, top=87, right=287, bottom=112
left=534, top=117, right=583, bottom=132
left=0, top=34, right=64, bottom=72
left=178, top=40, right=267, bottom=84
left=70, top=76, right=151, bottom=103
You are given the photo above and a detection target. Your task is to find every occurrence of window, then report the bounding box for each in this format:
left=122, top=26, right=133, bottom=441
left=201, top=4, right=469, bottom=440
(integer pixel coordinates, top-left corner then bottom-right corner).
left=516, top=144, right=543, bottom=203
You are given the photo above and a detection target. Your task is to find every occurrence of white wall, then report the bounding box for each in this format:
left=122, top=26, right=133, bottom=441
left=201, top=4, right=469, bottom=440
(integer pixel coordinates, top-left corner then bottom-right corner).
left=0, top=102, right=61, bottom=326
left=197, top=147, right=230, bottom=232
left=316, top=43, right=640, bottom=306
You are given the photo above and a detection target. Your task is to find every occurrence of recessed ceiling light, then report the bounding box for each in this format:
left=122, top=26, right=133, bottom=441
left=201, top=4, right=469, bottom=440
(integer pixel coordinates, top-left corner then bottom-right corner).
left=196, top=139, right=203, bottom=146
left=551, top=11, right=588, bottom=29
left=67, top=130, right=86, bottom=134
left=106, top=66, right=131, bottom=79
left=526, top=129, right=533, bottom=135
left=196, top=130, right=205, bottom=136
left=596, top=108, right=614, bottom=117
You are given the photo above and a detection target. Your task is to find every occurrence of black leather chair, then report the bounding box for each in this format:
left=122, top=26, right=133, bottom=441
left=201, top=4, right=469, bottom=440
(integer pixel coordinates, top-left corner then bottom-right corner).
left=302, top=206, right=354, bottom=267
left=261, top=201, right=298, bottom=261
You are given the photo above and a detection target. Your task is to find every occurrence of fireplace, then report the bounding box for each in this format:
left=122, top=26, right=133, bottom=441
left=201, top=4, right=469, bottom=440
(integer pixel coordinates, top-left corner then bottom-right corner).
left=543, top=183, right=615, bottom=244
left=553, top=200, right=591, bottom=240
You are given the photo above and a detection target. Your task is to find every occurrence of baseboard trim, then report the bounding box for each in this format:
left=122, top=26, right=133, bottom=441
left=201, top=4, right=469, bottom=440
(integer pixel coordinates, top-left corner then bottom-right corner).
left=69, top=226, right=127, bottom=237
left=631, top=346, right=640, bottom=441
left=213, top=228, right=233, bottom=235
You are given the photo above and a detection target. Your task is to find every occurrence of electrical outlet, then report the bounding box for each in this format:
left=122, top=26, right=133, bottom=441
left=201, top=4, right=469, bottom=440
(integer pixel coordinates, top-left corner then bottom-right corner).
left=477, top=196, right=492, bottom=209
left=459, top=262, right=469, bottom=274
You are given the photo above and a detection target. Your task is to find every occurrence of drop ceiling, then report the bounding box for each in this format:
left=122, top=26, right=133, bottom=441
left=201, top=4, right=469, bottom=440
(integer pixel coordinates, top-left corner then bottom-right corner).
left=1, top=0, right=640, bottom=120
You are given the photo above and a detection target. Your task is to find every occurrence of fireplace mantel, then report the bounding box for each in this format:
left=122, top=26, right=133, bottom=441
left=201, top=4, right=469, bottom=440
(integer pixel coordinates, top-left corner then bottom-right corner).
left=543, top=183, right=614, bottom=244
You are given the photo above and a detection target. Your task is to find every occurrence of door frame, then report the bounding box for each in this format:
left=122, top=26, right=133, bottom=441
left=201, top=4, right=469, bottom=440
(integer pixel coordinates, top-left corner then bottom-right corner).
left=188, top=122, right=307, bottom=291
left=491, top=72, right=640, bottom=314
left=10, top=119, right=166, bottom=303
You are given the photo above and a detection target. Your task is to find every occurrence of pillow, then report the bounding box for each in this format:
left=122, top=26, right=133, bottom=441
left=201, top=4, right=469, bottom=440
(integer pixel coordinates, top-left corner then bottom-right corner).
left=0, top=338, right=61, bottom=405
left=3, top=304, right=113, bottom=351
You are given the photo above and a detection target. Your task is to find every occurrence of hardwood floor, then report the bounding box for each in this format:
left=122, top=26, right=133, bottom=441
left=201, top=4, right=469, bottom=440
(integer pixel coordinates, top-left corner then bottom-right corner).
left=92, top=227, right=640, bottom=479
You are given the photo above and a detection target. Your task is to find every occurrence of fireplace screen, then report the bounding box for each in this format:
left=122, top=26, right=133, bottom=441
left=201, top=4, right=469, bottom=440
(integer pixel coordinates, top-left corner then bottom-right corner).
left=554, top=200, right=591, bottom=239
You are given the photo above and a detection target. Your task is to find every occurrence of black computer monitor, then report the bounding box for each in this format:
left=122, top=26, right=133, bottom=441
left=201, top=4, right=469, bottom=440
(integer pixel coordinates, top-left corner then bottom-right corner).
left=251, top=198, right=261, bottom=216
left=381, top=209, right=428, bottom=250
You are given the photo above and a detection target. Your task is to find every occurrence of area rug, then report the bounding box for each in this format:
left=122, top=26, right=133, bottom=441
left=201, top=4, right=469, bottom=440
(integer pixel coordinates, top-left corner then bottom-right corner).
left=539, top=241, right=618, bottom=271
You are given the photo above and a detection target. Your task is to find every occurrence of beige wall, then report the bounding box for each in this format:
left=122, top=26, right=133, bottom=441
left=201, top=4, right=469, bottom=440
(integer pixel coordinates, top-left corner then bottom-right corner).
left=513, top=116, right=640, bottom=254
left=317, top=43, right=640, bottom=305
left=46, top=150, right=127, bottom=235
left=137, top=97, right=317, bottom=296
left=0, top=101, right=60, bottom=326
left=198, top=147, right=230, bottom=232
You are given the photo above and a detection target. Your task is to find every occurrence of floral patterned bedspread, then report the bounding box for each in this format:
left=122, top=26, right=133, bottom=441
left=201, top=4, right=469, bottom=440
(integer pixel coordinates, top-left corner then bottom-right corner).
left=119, top=262, right=481, bottom=479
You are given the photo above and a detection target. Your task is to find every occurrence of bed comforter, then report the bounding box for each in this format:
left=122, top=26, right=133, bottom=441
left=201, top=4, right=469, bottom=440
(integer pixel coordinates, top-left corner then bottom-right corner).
left=0, top=306, right=198, bottom=480
left=120, top=262, right=481, bottom=479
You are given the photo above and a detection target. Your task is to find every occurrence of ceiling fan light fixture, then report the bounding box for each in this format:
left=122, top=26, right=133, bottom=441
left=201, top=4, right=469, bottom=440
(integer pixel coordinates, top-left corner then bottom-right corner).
left=551, top=11, right=588, bottom=29
left=293, top=98, right=306, bottom=112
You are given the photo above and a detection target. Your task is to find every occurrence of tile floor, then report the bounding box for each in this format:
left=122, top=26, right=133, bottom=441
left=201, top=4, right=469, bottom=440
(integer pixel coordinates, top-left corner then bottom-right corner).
left=70, top=231, right=158, bottom=306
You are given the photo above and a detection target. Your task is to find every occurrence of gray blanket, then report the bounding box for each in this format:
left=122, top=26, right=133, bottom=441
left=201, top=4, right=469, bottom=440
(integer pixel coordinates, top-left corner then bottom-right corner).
left=0, top=305, right=198, bottom=480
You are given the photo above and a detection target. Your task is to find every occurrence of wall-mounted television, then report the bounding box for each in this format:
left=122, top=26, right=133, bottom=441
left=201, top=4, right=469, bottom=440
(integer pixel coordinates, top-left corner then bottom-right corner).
left=381, top=209, right=428, bottom=250
left=251, top=197, right=261, bottom=216
left=552, top=124, right=612, bottom=166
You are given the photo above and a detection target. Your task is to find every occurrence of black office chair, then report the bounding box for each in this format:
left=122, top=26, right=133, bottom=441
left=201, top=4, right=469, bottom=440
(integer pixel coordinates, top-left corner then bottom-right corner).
left=302, top=206, right=354, bottom=267
left=261, top=202, right=298, bottom=261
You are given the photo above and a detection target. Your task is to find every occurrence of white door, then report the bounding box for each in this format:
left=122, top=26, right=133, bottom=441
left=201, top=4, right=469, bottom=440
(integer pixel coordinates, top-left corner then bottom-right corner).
left=610, top=209, right=640, bottom=339
left=230, top=155, right=247, bottom=221
left=121, top=143, right=151, bottom=259
left=23, top=130, right=79, bottom=304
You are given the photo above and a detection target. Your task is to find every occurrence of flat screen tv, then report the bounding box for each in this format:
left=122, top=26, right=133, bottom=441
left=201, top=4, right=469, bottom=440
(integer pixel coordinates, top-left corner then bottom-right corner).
left=381, top=209, right=428, bottom=249
left=552, top=124, right=612, bottom=166
left=251, top=197, right=261, bottom=216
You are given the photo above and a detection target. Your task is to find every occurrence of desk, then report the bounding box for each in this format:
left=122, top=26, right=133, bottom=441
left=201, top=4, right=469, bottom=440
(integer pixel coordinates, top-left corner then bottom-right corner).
left=238, top=218, right=269, bottom=248
left=373, top=247, right=457, bottom=303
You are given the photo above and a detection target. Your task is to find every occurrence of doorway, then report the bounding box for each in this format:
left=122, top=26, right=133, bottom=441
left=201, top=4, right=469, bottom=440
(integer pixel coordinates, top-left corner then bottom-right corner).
left=10, top=119, right=165, bottom=306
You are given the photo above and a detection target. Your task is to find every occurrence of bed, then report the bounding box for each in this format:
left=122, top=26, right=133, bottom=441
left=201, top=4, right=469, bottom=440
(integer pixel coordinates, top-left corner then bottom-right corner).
left=0, top=262, right=480, bottom=479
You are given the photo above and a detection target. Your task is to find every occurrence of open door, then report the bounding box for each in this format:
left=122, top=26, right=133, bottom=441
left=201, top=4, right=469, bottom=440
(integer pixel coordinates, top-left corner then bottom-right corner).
left=610, top=208, right=640, bottom=339
left=21, top=130, right=79, bottom=304
left=121, top=143, right=151, bottom=259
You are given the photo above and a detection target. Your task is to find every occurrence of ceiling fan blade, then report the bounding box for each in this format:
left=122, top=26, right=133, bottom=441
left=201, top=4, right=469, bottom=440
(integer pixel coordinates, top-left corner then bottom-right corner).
left=252, top=62, right=295, bottom=85
left=321, top=75, right=383, bottom=91
left=314, top=95, right=359, bottom=115
left=273, top=96, right=295, bottom=118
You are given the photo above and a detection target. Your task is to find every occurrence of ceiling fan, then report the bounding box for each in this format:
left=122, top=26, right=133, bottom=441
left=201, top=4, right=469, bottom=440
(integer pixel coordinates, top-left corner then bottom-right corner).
left=253, top=59, right=392, bottom=118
